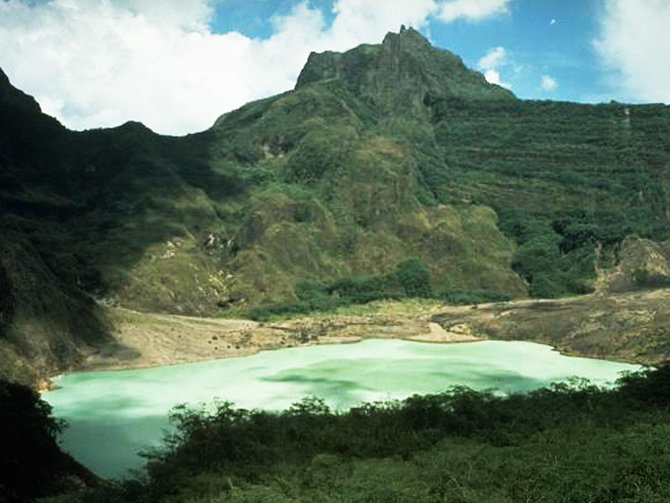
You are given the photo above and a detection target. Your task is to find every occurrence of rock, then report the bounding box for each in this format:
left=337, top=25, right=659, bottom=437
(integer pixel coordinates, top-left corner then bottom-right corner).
left=36, top=378, right=53, bottom=391
left=216, top=291, right=246, bottom=309
left=604, top=237, right=670, bottom=292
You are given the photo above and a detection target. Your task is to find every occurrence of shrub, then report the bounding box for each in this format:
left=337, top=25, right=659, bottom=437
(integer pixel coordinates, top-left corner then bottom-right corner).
left=0, top=379, right=92, bottom=502
left=512, top=234, right=563, bottom=283
left=529, top=272, right=566, bottom=299
left=394, top=258, right=433, bottom=298
left=440, top=288, right=511, bottom=305
left=328, top=274, right=403, bottom=304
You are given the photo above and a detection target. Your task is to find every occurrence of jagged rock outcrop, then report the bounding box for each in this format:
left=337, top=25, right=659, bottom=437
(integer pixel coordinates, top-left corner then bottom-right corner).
left=602, top=237, right=670, bottom=292
left=296, top=27, right=513, bottom=115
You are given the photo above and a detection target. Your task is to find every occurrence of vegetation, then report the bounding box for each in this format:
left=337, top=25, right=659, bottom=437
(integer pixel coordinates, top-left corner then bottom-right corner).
left=45, top=365, right=670, bottom=502
left=247, top=258, right=435, bottom=320
left=246, top=256, right=489, bottom=320
left=247, top=257, right=514, bottom=320
left=439, top=287, right=511, bottom=305
left=0, top=380, right=97, bottom=502
left=2, top=25, right=670, bottom=503
left=1, top=29, right=669, bottom=380
left=433, top=98, right=670, bottom=296
left=395, top=258, right=433, bottom=298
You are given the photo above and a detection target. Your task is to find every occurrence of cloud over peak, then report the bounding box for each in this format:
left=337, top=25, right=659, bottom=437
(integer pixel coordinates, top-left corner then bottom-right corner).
left=477, top=46, right=512, bottom=89
left=0, top=0, right=514, bottom=134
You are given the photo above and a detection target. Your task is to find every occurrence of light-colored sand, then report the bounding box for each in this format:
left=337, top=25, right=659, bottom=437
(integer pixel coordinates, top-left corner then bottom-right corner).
left=83, top=304, right=482, bottom=372
left=406, top=322, right=481, bottom=343
left=79, top=287, right=670, bottom=373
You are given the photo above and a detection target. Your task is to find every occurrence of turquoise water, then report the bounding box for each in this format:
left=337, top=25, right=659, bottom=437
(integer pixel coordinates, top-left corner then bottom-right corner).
left=44, top=339, right=641, bottom=479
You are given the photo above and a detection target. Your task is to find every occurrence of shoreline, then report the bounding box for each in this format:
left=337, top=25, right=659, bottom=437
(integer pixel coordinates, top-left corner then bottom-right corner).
left=43, top=286, right=670, bottom=385
left=67, top=307, right=486, bottom=377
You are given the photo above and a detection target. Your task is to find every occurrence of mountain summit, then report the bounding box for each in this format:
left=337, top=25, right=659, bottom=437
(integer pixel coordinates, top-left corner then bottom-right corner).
left=296, top=27, right=513, bottom=114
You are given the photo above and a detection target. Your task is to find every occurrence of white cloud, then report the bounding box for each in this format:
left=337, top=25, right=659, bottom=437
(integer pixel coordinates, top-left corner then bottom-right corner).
left=482, top=69, right=503, bottom=87
left=477, top=46, right=506, bottom=70
left=0, top=0, right=514, bottom=135
left=593, top=0, right=670, bottom=103
left=437, top=0, right=511, bottom=23
left=328, top=0, right=438, bottom=48
left=541, top=75, right=558, bottom=91
left=477, top=46, right=512, bottom=89
left=0, top=0, right=335, bottom=135
left=549, top=18, right=556, bottom=25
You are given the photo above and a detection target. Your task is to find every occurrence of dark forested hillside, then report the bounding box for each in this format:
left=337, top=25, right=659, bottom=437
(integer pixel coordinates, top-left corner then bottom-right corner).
left=1, top=28, right=669, bottom=382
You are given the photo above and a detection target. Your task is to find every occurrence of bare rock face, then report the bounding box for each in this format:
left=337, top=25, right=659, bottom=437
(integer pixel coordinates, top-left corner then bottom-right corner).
left=604, top=237, right=670, bottom=292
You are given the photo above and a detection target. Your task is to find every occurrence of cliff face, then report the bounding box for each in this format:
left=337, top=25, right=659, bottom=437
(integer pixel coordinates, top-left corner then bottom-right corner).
left=0, top=67, right=41, bottom=112
left=0, top=232, right=110, bottom=383
left=1, top=29, right=670, bottom=382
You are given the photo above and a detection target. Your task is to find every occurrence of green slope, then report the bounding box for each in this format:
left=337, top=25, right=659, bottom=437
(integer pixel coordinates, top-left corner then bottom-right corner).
left=1, top=28, right=669, bottom=381
left=433, top=98, right=670, bottom=295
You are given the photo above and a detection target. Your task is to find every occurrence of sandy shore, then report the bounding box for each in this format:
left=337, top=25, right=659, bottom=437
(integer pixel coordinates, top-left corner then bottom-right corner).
left=81, top=304, right=483, bottom=372
left=76, top=287, right=670, bottom=375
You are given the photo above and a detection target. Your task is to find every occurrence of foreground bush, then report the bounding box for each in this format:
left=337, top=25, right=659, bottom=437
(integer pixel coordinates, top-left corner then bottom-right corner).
left=0, top=380, right=98, bottom=502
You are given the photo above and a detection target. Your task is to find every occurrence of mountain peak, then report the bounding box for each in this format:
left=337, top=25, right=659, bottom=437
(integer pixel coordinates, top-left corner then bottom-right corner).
left=382, top=25, right=432, bottom=49
left=295, top=28, right=514, bottom=113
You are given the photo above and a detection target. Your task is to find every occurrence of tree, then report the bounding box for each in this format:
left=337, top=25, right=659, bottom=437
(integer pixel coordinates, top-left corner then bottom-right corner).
left=0, top=379, right=95, bottom=502
left=395, top=258, right=432, bottom=298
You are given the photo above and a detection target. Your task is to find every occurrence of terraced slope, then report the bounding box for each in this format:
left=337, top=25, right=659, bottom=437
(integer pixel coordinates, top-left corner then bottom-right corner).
left=432, top=98, right=670, bottom=295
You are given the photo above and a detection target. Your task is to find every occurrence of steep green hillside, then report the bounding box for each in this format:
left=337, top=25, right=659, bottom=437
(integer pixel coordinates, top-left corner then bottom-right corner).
left=1, top=28, right=669, bottom=381
left=432, top=98, right=670, bottom=296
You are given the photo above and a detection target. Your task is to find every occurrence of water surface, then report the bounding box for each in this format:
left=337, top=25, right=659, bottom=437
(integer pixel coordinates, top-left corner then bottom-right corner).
left=44, top=339, right=641, bottom=478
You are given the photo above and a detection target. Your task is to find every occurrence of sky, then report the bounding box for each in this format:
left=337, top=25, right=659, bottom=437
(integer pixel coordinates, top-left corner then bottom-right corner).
left=0, top=0, right=668, bottom=136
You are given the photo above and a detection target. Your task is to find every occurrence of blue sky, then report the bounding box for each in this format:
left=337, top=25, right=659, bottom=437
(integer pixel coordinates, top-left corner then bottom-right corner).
left=209, top=0, right=668, bottom=105
left=427, top=0, right=603, bottom=102
left=209, top=0, right=600, bottom=102
left=0, top=0, right=668, bottom=135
